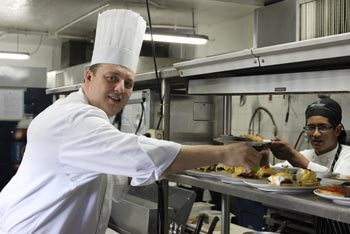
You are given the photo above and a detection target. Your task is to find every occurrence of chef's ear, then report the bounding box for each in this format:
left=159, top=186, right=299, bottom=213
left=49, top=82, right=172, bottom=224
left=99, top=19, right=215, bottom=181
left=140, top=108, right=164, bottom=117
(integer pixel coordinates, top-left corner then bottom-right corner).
left=85, top=70, right=93, bottom=82
left=335, top=123, right=342, bottom=136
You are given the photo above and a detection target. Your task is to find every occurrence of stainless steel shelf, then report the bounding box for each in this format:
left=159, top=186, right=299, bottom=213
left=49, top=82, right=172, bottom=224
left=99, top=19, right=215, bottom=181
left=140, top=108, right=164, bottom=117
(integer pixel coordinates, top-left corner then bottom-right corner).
left=46, top=83, right=82, bottom=94
left=174, top=33, right=350, bottom=79
left=167, top=174, right=350, bottom=224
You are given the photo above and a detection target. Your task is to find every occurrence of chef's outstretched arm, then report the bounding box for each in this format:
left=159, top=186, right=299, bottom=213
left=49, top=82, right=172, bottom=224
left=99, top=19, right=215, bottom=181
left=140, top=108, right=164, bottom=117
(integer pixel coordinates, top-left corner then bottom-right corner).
left=162, top=142, right=262, bottom=176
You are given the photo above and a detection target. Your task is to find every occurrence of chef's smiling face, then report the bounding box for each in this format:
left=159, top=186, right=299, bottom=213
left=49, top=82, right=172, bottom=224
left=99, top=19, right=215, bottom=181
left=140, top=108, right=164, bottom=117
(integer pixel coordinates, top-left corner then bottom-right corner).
left=306, top=116, right=340, bottom=155
left=83, top=64, right=135, bottom=117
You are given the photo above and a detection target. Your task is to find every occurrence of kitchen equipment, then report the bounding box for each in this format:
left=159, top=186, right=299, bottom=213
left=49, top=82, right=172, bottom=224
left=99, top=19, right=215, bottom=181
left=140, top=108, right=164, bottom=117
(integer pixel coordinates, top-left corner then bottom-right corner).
left=109, top=183, right=196, bottom=234
left=207, top=216, right=219, bottom=234
left=243, top=220, right=289, bottom=234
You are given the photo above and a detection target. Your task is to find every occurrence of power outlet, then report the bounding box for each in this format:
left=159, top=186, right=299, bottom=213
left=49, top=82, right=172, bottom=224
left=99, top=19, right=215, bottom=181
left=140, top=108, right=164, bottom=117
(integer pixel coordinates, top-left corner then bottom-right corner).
left=146, top=129, right=164, bottom=140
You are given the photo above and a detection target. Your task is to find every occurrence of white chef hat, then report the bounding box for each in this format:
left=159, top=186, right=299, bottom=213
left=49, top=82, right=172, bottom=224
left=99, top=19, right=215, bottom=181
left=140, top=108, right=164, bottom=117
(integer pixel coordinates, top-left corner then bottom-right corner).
left=90, top=9, right=146, bottom=73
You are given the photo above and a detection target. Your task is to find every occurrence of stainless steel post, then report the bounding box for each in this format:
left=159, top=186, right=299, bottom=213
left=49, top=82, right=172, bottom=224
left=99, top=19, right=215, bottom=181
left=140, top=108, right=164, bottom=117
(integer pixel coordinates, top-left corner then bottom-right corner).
left=162, top=77, right=170, bottom=140
left=161, top=77, right=170, bottom=234
left=222, top=96, right=232, bottom=234
left=221, top=194, right=231, bottom=234
left=223, top=96, right=232, bottom=135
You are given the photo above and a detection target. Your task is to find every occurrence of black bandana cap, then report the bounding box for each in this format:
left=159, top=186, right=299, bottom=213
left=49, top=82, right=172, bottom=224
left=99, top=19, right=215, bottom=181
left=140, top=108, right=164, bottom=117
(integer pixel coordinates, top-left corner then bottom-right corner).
left=305, top=98, right=342, bottom=125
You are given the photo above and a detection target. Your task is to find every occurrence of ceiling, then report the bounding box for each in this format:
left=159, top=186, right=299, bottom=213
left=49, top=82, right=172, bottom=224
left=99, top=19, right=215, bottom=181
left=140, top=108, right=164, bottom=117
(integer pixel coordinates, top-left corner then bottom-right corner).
left=0, top=0, right=280, bottom=42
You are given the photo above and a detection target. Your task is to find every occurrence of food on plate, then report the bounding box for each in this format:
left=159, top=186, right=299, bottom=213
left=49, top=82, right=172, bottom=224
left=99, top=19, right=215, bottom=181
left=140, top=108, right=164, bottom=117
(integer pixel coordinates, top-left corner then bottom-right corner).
left=316, top=184, right=350, bottom=197
left=215, top=163, right=234, bottom=174
left=268, top=169, right=320, bottom=187
left=195, top=164, right=216, bottom=173
left=255, top=166, right=278, bottom=179
left=296, top=169, right=320, bottom=186
left=335, top=174, right=350, bottom=180
left=268, top=172, right=296, bottom=186
left=232, top=166, right=256, bottom=178
left=240, top=134, right=264, bottom=142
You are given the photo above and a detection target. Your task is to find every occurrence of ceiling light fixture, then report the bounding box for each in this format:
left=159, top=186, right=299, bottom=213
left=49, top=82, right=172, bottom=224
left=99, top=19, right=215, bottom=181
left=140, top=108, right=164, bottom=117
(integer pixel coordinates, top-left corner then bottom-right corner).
left=143, top=33, right=208, bottom=45
left=0, top=51, right=30, bottom=60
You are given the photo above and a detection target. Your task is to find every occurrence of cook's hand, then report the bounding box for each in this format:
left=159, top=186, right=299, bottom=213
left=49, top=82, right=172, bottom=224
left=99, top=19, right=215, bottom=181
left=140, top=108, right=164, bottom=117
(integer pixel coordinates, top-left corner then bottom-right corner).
left=267, top=137, right=296, bottom=160
left=222, top=142, right=262, bottom=171
left=259, top=145, right=270, bottom=167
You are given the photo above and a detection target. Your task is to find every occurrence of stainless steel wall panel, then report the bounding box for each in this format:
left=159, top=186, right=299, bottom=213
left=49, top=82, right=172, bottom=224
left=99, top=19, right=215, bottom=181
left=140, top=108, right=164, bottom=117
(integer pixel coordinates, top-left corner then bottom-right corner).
left=0, top=66, right=47, bottom=88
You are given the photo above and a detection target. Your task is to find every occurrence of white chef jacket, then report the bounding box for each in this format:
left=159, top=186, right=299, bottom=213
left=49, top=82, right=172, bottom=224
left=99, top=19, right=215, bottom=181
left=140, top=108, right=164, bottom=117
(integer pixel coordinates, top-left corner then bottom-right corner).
left=275, top=144, right=350, bottom=174
left=0, top=89, right=180, bottom=234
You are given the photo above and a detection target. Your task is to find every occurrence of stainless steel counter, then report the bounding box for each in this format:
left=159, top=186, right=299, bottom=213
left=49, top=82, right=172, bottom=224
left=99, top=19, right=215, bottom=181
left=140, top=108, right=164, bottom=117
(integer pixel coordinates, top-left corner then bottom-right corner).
left=167, top=174, right=350, bottom=224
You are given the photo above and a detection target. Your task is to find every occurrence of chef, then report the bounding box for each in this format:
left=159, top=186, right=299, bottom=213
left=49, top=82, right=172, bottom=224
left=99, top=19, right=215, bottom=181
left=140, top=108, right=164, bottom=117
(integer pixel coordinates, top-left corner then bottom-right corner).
left=269, top=98, right=350, bottom=175
left=269, top=98, right=350, bottom=234
left=0, top=9, right=261, bottom=234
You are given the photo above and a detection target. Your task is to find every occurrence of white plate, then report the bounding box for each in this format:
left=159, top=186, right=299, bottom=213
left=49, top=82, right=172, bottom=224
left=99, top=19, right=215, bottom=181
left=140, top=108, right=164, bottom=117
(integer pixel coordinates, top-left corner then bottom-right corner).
left=184, top=170, right=218, bottom=180
left=313, top=189, right=350, bottom=206
left=316, top=172, right=339, bottom=179
left=221, top=176, right=245, bottom=185
left=330, top=174, right=350, bottom=181
left=243, top=179, right=323, bottom=193
left=220, top=174, right=258, bottom=185
left=270, top=166, right=301, bottom=174
left=213, top=135, right=270, bottom=146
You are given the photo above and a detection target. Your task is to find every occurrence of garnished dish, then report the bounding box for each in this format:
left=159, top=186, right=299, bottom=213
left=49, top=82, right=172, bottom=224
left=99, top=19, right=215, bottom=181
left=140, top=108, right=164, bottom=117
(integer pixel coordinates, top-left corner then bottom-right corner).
left=243, top=169, right=324, bottom=193
left=213, top=134, right=271, bottom=147
left=315, top=183, right=350, bottom=197
left=220, top=166, right=278, bottom=185
left=314, top=183, right=350, bottom=206
left=333, top=174, right=350, bottom=181
left=271, top=165, right=301, bottom=174
left=231, top=166, right=256, bottom=179
left=214, top=163, right=234, bottom=175
left=240, top=134, right=264, bottom=142
left=268, top=169, right=320, bottom=187
left=194, top=164, right=217, bottom=173
left=184, top=164, right=218, bottom=179
left=231, top=165, right=278, bottom=179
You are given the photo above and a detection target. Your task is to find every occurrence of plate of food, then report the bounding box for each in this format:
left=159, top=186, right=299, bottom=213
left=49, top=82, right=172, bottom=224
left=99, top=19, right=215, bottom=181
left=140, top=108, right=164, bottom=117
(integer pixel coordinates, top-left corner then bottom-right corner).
left=314, top=184, right=350, bottom=206
left=329, top=174, right=350, bottom=181
left=271, top=166, right=301, bottom=174
left=220, top=165, right=278, bottom=185
left=213, top=134, right=271, bottom=147
left=185, top=169, right=218, bottom=180
left=243, top=169, right=326, bottom=193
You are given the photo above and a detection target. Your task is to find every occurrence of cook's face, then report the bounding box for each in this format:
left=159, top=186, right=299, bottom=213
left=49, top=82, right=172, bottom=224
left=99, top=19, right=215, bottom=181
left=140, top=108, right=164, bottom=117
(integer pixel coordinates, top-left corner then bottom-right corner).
left=83, top=64, right=135, bottom=117
left=305, top=116, right=340, bottom=155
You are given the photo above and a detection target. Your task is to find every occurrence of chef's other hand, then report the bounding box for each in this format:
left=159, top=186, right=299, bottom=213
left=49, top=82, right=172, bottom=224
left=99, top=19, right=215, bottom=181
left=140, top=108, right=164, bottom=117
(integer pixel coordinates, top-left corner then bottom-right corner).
left=253, top=134, right=270, bottom=167
left=268, top=137, right=296, bottom=160
left=259, top=145, right=270, bottom=167
left=223, top=142, right=262, bottom=171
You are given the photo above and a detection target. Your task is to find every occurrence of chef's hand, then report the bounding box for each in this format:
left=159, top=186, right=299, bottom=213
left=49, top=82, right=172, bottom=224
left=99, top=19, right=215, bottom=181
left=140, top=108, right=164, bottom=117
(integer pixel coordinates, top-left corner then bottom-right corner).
left=267, top=137, right=295, bottom=160
left=259, top=145, right=270, bottom=167
left=267, top=137, right=309, bottom=168
left=222, top=142, right=262, bottom=171
left=163, top=143, right=262, bottom=176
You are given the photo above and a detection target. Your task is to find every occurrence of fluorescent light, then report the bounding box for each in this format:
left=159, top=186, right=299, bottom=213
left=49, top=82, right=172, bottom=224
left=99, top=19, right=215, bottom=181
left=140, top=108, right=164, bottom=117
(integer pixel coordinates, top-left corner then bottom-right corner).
left=0, top=52, right=30, bottom=60
left=143, top=33, right=208, bottom=45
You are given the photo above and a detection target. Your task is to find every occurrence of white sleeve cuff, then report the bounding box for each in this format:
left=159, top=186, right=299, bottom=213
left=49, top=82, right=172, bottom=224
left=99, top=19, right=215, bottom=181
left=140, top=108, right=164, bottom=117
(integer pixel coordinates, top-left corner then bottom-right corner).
left=307, top=161, right=328, bottom=172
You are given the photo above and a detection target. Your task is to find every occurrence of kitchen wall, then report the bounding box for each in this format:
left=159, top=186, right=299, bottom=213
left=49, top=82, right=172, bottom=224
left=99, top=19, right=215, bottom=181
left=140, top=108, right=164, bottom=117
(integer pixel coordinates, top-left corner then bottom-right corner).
left=196, top=12, right=255, bottom=57
left=0, top=34, right=62, bottom=71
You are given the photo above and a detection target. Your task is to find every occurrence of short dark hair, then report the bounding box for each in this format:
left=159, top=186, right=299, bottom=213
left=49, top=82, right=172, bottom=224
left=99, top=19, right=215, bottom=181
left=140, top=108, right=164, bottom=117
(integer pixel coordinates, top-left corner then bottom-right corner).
left=89, top=64, right=102, bottom=75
